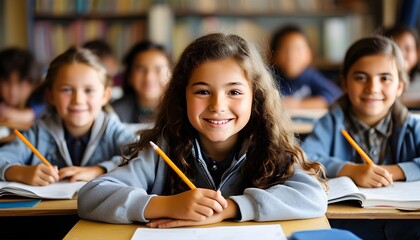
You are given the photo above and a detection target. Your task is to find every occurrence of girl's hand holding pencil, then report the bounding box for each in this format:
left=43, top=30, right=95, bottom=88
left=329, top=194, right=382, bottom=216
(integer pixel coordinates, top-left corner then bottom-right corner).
left=4, top=129, right=59, bottom=186
left=146, top=188, right=229, bottom=228
left=145, top=142, right=229, bottom=228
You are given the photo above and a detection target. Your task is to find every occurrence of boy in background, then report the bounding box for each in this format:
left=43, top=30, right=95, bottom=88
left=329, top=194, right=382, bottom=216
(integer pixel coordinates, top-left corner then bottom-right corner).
left=0, top=47, right=45, bottom=128
left=270, top=25, right=342, bottom=109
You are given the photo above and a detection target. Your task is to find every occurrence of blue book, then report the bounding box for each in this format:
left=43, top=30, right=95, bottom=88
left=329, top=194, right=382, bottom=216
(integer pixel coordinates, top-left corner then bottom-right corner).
left=289, top=228, right=362, bottom=240
left=0, top=199, right=41, bottom=209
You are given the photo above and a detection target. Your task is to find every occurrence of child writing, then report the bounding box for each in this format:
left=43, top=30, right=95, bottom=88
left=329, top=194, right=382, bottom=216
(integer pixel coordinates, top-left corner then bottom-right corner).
left=383, top=25, right=420, bottom=109
left=78, top=33, right=327, bottom=227
left=302, top=35, right=420, bottom=189
left=269, top=25, right=342, bottom=109
left=0, top=47, right=45, bottom=128
left=0, top=47, right=135, bottom=186
left=111, top=40, right=171, bottom=124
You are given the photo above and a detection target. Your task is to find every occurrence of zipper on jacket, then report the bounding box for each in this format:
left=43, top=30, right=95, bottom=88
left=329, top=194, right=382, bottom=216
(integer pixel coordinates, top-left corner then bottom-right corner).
left=218, top=153, right=246, bottom=190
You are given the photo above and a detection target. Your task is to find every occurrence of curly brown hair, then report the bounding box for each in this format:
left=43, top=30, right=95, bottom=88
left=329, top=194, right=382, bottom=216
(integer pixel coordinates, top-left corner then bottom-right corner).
left=123, top=33, right=325, bottom=194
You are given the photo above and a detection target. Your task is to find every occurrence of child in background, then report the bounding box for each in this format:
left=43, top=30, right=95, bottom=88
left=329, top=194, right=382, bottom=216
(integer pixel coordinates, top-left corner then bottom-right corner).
left=0, top=47, right=135, bottom=186
left=111, top=40, right=171, bottom=123
left=78, top=33, right=327, bottom=226
left=270, top=25, right=342, bottom=109
left=82, top=39, right=122, bottom=100
left=302, top=35, right=420, bottom=188
left=0, top=47, right=45, bottom=128
left=303, top=35, right=420, bottom=240
left=383, top=25, right=420, bottom=109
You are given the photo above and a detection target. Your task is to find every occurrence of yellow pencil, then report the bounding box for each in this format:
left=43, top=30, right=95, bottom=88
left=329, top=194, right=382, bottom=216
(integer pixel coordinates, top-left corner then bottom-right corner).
left=341, top=129, right=375, bottom=166
left=13, top=129, right=52, bottom=167
left=150, top=141, right=196, bottom=190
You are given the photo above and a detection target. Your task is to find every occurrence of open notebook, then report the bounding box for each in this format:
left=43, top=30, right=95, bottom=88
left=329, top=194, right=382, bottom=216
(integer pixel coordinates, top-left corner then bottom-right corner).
left=327, top=176, right=420, bottom=210
left=0, top=181, right=86, bottom=199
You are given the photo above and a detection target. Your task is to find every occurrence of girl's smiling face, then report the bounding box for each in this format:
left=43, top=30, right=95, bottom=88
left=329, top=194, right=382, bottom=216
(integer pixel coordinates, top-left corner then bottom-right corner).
left=129, top=49, right=170, bottom=105
left=343, top=54, right=404, bottom=126
left=48, top=63, right=110, bottom=137
left=186, top=58, right=253, bottom=150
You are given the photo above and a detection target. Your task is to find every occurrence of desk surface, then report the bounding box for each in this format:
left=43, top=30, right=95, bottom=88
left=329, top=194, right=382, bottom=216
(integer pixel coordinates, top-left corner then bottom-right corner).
left=0, top=198, right=77, bottom=217
left=288, top=108, right=327, bottom=135
left=327, top=203, right=420, bottom=219
left=64, top=216, right=330, bottom=240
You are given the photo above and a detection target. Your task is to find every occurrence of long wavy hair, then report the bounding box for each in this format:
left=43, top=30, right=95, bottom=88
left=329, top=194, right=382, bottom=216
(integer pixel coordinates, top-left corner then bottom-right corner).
left=123, top=33, right=325, bottom=194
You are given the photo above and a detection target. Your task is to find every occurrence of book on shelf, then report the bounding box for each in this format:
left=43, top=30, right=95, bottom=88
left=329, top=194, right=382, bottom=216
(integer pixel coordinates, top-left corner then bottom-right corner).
left=0, top=181, right=86, bottom=200
left=327, top=176, right=420, bottom=210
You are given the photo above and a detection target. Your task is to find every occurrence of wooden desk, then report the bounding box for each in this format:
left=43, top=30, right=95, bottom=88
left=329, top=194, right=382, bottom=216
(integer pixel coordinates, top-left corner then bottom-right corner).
left=292, top=122, right=316, bottom=135
left=0, top=198, right=79, bottom=239
left=289, top=109, right=327, bottom=135
left=327, top=203, right=420, bottom=220
left=64, top=216, right=330, bottom=240
left=288, top=109, right=328, bottom=120
left=0, top=198, right=77, bottom=217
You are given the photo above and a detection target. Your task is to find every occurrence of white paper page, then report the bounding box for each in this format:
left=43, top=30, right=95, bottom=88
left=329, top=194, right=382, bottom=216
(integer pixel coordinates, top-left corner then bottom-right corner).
left=326, top=176, right=365, bottom=203
left=359, top=181, right=420, bottom=201
left=1, top=181, right=86, bottom=199
left=359, top=180, right=420, bottom=209
left=131, top=224, right=286, bottom=240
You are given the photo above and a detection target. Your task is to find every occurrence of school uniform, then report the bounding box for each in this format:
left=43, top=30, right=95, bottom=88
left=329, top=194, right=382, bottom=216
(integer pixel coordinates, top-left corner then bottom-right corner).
left=77, top=138, right=328, bottom=224
left=302, top=96, right=420, bottom=181
left=271, top=66, right=342, bottom=105
left=0, top=111, right=135, bottom=180
left=111, top=93, right=155, bottom=123
left=302, top=96, right=420, bottom=240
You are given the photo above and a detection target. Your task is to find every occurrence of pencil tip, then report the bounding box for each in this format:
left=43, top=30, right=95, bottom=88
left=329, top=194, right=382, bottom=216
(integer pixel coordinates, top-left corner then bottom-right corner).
left=149, top=141, right=157, bottom=149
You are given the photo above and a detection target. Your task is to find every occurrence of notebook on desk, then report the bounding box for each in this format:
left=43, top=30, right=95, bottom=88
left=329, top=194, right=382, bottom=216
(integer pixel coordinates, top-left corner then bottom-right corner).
left=0, top=181, right=86, bottom=199
left=327, top=176, right=420, bottom=210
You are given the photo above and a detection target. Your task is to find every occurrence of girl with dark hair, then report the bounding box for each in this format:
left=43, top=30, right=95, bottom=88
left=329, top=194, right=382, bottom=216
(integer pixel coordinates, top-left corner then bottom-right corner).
left=111, top=40, right=171, bottom=123
left=78, top=33, right=327, bottom=227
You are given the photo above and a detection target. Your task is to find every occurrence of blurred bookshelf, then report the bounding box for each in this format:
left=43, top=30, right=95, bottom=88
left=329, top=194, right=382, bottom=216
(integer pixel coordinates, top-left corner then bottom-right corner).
left=28, top=0, right=151, bottom=71
left=167, top=0, right=381, bottom=69
left=25, top=0, right=383, bottom=73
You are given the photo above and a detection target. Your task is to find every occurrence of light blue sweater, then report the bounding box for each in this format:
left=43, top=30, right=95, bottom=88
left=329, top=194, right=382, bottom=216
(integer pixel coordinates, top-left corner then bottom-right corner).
left=302, top=98, right=420, bottom=181
left=78, top=138, right=327, bottom=224
left=0, top=111, right=136, bottom=180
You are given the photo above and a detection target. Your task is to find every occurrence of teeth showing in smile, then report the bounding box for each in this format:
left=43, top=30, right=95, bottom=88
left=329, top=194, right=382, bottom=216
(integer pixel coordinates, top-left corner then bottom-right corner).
left=206, top=119, right=229, bottom=125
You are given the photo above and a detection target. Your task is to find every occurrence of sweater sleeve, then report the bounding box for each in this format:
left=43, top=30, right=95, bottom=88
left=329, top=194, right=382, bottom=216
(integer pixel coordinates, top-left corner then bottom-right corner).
left=230, top=169, right=327, bottom=221
left=77, top=148, right=167, bottom=223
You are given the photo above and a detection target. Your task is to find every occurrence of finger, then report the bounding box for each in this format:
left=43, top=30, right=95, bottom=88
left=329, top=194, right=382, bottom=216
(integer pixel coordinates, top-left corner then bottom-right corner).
left=39, top=165, right=59, bottom=180
left=69, top=173, right=83, bottom=182
left=146, top=219, right=174, bottom=228
left=150, top=219, right=193, bottom=228
left=382, top=171, right=394, bottom=185
left=372, top=167, right=393, bottom=186
left=59, top=168, right=77, bottom=180
left=190, top=204, right=213, bottom=219
left=198, top=197, right=224, bottom=214
left=216, top=190, right=228, bottom=208
left=38, top=172, right=57, bottom=184
left=201, top=190, right=227, bottom=211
